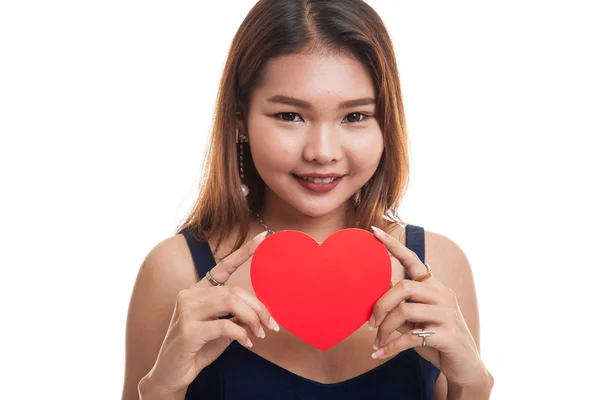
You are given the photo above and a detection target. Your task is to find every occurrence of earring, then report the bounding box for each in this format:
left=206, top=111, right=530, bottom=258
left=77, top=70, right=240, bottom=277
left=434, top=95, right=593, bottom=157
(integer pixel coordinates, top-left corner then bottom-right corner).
left=236, top=128, right=249, bottom=197
left=353, top=185, right=364, bottom=206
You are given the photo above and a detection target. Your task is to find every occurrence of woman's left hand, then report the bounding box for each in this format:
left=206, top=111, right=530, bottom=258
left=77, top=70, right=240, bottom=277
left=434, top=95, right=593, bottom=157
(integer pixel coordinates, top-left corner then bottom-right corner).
left=368, top=226, right=488, bottom=389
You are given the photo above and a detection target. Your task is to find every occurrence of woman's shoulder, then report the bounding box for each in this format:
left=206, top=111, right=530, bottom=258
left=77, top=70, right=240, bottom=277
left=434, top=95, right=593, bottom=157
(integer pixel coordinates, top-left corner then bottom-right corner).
left=422, top=228, right=473, bottom=287
left=141, top=233, right=200, bottom=287
left=135, top=225, right=239, bottom=289
left=388, top=222, right=468, bottom=271
left=389, top=222, right=475, bottom=293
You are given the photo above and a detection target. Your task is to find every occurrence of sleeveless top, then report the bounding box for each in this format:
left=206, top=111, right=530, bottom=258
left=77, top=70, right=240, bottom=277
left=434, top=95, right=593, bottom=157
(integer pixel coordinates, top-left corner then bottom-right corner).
left=177, top=224, right=440, bottom=399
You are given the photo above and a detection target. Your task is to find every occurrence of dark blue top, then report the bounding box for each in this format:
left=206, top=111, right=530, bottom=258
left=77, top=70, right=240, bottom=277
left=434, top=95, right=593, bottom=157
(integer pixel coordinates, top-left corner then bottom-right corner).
left=177, top=224, right=440, bottom=399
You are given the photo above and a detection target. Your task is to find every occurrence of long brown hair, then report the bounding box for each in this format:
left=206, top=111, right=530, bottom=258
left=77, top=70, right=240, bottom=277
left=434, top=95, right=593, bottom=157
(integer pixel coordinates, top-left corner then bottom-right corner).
left=177, top=0, right=410, bottom=257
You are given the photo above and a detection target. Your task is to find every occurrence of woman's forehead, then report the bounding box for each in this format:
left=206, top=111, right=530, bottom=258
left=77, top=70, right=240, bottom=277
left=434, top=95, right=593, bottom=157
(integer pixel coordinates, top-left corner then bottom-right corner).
left=254, top=53, right=375, bottom=105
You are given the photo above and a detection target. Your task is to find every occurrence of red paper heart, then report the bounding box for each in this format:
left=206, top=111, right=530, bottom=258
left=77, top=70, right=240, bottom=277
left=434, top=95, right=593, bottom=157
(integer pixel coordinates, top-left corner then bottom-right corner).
left=250, top=228, right=391, bottom=351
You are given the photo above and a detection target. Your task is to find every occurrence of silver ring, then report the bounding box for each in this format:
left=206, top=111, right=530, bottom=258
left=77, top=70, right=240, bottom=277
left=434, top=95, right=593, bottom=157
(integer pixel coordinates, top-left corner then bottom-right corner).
left=206, top=270, right=225, bottom=286
left=412, top=330, right=436, bottom=347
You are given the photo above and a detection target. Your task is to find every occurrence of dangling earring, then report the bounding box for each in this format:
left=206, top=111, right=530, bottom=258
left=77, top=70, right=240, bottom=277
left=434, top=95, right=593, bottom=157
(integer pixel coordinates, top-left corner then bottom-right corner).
left=236, top=128, right=249, bottom=197
left=353, top=185, right=364, bottom=206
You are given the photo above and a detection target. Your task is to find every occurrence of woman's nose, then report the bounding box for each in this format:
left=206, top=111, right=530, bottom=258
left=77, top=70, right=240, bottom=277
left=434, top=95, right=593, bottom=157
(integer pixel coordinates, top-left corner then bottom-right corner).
left=303, top=125, right=343, bottom=164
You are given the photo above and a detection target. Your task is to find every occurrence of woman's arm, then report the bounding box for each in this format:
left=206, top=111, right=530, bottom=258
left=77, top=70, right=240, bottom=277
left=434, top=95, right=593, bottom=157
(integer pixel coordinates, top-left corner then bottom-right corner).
left=426, top=231, right=494, bottom=400
left=122, top=235, right=197, bottom=400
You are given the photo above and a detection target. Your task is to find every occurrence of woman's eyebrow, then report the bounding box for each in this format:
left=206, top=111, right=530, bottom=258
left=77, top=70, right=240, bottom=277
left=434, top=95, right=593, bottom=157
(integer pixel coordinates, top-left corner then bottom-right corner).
left=266, top=95, right=375, bottom=110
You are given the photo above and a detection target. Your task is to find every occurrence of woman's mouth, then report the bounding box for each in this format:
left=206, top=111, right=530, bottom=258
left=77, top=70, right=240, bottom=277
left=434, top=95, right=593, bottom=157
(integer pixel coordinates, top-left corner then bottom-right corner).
left=292, top=174, right=345, bottom=193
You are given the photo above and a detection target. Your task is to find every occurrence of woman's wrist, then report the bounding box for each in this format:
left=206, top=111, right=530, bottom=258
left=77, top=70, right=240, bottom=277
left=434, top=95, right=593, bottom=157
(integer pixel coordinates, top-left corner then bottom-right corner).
left=138, top=372, right=187, bottom=400
left=447, top=366, right=494, bottom=400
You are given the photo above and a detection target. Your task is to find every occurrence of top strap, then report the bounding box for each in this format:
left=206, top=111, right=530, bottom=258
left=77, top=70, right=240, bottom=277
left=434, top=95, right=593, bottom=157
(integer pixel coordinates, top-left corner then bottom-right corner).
left=178, top=228, right=217, bottom=279
left=404, top=224, right=425, bottom=280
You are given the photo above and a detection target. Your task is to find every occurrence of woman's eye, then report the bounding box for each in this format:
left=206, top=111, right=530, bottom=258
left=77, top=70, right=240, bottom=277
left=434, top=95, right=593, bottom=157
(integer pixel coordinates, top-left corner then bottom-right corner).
left=343, top=112, right=370, bottom=124
left=273, top=112, right=370, bottom=124
left=274, top=112, right=302, bottom=122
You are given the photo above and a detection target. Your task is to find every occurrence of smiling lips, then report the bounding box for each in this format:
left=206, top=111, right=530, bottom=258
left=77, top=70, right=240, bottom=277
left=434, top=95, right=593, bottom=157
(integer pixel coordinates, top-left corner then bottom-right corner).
left=293, top=173, right=345, bottom=193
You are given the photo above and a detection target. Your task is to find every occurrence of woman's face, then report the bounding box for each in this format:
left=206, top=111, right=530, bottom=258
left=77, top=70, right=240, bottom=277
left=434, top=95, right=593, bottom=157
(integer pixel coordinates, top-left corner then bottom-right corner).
left=244, top=52, right=384, bottom=217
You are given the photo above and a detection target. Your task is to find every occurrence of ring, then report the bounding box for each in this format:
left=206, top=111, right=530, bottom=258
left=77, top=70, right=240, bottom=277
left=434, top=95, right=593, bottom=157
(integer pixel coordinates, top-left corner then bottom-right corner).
left=206, top=270, right=225, bottom=286
left=414, top=263, right=433, bottom=282
left=412, top=329, right=436, bottom=346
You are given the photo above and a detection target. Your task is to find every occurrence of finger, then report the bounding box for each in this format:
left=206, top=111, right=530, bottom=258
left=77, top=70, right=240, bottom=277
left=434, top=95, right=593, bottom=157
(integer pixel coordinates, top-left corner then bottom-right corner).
left=196, top=231, right=268, bottom=289
left=371, top=226, right=441, bottom=286
left=192, top=319, right=254, bottom=349
left=372, top=326, right=447, bottom=360
left=397, top=321, right=414, bottom=335
left=190, top=284, right=280, bottom=332
left=370, top=279, right=445, bottom=329
left=229, top=316, right=264, bottom=342
left=375, top=303, right=446, bottom=349
left=186, top=286, right=269, bottom=338
left=372, top=321, right=413, bottom=350
left=228, top=285, right=280, bottom=332
left=411, top=321, right=425, bottom=334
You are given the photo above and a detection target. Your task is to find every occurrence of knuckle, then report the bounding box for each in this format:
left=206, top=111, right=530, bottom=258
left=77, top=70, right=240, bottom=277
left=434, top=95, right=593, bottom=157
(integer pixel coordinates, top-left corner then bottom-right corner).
left=228, top=284, right=242, bottom=296
left=396, top=279, right=408, bottom=291
left=219, top=259, right=233, bottom=273
left=397, top=302, right=409, bottom=316
left=218, top=319, right=233, bottom=335
left=372, top=302, right=385, bottom=316
left=398, top=279, right=412, bottom=294
left=176, top=289, right=189, bottom=305
left=226, top=293, right=242, bottom=308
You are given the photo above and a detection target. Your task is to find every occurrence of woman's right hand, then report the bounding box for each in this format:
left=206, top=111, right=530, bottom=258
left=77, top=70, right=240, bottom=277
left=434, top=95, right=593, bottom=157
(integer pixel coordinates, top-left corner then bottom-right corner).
left=140, top=230, right=279, bottom=396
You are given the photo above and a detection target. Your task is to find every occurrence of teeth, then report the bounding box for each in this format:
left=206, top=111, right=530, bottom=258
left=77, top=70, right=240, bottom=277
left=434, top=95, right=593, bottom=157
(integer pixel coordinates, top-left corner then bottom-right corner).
left=299, top=176, right=336, bottom=184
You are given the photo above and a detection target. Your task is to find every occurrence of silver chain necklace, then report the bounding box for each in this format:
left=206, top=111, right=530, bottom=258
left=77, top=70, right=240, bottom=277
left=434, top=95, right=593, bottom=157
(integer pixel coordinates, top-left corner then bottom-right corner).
left=254, top=212, right=323, bottom=245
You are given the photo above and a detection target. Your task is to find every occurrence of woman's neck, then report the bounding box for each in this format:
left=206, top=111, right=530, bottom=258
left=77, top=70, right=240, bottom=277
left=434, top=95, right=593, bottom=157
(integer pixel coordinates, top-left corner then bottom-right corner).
left=257, top=198, right=356, bottom=244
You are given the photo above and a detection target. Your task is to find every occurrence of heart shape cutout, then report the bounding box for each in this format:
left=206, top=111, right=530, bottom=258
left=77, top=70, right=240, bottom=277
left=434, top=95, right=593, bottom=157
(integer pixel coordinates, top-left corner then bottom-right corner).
left=250, top=228, right=391, bottom=351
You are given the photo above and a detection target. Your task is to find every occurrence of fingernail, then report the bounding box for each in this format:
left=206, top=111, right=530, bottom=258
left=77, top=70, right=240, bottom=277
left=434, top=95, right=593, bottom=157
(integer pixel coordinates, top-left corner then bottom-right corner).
left=371, top=348, right=384, bottom=359
left=373, top=337, right=379, bottom=350
left=371, top=226, right=386, bottom=237
left=258, top=327, right=266, bottom=339
left=368, top=315, right=376, bottom=330
left=246, top=339, right=253, bottom=348
left=269, top=317, right=280, bottom=332
left=254, top=231, right=268, bottom=241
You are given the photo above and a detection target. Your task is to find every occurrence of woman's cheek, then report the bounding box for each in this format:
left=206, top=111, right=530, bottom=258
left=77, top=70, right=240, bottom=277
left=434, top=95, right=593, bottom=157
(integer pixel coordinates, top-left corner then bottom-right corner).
left=252, top=138, right=296, bottom=171
left=349, top=137, right=383, bottom=168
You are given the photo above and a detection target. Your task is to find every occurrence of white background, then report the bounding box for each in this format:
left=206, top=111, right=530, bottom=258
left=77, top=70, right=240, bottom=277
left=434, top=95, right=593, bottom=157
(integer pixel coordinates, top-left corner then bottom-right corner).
left=1, top=1, right=598, bottom=398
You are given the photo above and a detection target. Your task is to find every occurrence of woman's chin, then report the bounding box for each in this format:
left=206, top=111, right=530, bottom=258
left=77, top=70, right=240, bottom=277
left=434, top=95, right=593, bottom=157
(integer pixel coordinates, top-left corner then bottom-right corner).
left=284, top=196, right=355, bottom=218
left=263, top=178, right=357, bottom=217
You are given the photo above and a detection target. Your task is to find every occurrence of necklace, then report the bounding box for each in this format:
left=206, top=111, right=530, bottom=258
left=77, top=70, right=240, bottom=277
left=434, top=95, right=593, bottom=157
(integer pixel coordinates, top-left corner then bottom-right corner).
left=254, top=212, right=323, bottom=245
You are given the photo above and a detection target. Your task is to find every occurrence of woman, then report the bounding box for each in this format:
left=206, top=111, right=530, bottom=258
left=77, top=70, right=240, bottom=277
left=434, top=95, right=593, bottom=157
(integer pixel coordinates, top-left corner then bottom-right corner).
left=123, top=1, right=494, bottom=399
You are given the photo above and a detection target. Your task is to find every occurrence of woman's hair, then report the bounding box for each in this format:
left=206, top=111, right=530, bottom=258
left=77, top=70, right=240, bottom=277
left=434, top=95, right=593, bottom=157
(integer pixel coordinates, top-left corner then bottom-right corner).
left=177, top=0, right=410, bottom=256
